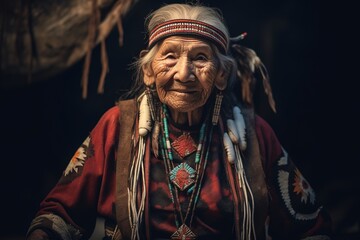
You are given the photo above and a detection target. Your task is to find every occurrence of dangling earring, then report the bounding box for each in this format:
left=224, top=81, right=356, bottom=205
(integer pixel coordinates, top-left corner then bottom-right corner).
left=212, top=90, right=223, bottom=125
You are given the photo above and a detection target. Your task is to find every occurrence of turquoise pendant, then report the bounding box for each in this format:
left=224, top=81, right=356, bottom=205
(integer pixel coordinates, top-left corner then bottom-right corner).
left=170, top=162, right=196, bottom=191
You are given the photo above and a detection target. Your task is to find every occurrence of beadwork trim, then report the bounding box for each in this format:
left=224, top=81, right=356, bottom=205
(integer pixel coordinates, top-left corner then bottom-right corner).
left=148, top=19, right=228, bottom=53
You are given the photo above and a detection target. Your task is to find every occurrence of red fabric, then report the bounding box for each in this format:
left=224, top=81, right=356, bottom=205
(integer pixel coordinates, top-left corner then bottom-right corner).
left=148, top=121, right=234, bottom=239
left=33, top=106, right=332, bottom=239
left=36, top=106, right=120, bottom=237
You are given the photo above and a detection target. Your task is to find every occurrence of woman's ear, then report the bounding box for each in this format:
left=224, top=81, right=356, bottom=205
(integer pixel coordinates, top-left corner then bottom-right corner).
left=214, top=67, right=228, bottom=90
left=140, top=50, right=155, bottom=86
left=215, top=59, right=233, bottom=90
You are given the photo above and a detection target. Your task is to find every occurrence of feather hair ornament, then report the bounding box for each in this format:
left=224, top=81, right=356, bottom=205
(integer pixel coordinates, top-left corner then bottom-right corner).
left=230, top=34, right=276, bottom=113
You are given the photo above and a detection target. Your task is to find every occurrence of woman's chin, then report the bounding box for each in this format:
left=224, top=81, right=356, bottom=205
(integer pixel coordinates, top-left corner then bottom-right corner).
left=167, top=102, right=201, bottom=113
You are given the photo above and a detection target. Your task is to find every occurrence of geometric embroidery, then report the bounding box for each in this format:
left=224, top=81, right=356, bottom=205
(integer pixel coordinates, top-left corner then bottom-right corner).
left=64, top=136, right=92, bottom=176
left=169, top=162, right=196, bottom=191
left=293, top=168, right=316, bottom=204
left=171, top=224, right=197, bottom=240
left=276, top=148, right=322, bottom=221
left=278, top=147, right=288, bottom=166
left=171, top=133, right=197, bottom=159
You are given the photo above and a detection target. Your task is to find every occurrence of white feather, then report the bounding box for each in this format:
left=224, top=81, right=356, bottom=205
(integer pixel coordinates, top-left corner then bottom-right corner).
left=227, top=119, right=239, bottom=144
left=233, top=106, right=247, bottom=150
left=223, top=132, right=236, bottom=164
left=139, top=94, right=152, bottom=136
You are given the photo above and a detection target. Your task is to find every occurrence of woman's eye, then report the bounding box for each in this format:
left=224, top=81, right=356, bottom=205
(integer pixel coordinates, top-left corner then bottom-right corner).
left=195, top=54, right=208, bottom=61
left=165, top=53, right=176, bottom=59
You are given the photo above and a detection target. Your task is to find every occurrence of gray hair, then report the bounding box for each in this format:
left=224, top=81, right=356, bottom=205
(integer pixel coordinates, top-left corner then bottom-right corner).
left=128, top=3, right=236, bottom=98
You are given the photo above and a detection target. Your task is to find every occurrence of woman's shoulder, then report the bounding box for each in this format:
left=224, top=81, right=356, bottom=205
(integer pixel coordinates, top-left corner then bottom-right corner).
left=98, top=98, right=137, bottom=123
left=95, top=99, right=138, bottom=129
left=254, top=114, right=277, bottom=140
left=97, top=106, right=120, bottom=125
left=253, top=114, right=283, bottom=164
left=254, top=114, right=272, bottom=130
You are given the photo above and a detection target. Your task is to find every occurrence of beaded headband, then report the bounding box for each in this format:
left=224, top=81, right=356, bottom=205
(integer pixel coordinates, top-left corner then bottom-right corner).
left=148, top=19, right=228, bottom=53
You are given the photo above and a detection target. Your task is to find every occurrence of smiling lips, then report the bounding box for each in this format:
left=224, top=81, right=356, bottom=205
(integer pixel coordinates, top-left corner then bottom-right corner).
left=171, top=89, right=197, bottom=93
left=169, top=90, right=199, bottom=97
left=168, top=85, right=199, bottom=93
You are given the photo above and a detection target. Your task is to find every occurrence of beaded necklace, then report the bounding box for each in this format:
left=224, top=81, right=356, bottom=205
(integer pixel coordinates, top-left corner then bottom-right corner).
left=159, top=104, right=214, bottom=240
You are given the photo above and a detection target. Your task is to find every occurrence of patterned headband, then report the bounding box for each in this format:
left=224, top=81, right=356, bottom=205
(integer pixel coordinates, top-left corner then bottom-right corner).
left=148, top=19, right=228, bottom=53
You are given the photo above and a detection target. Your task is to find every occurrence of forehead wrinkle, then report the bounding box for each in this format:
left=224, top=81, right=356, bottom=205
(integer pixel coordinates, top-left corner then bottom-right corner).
left=161, top=38, right=212, bottom=53
left=160, top=41, right=181, bottom=51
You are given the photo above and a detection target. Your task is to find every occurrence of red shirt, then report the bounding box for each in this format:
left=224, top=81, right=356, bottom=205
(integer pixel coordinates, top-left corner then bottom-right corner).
left=30, top=106, right=332, bottom=239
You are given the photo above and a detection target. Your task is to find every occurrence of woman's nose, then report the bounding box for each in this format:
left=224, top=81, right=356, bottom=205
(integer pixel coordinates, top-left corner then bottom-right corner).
left=173, top=57, right=195, bottom=82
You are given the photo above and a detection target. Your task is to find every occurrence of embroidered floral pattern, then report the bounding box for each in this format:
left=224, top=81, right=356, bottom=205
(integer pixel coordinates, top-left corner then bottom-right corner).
left=293, top=168, right=316, bottom=204
left=276, top=148, right=322, bottom=221
left=60, top=136, right=94, bottom=185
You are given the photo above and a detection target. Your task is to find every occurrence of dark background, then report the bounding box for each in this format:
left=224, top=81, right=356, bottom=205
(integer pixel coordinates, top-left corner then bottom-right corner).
left=1, top=0, right=359, bottom=239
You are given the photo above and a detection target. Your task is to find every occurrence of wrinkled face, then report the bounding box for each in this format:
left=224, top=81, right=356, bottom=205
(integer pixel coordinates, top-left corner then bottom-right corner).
left=143, top=36, right=225, bottom=113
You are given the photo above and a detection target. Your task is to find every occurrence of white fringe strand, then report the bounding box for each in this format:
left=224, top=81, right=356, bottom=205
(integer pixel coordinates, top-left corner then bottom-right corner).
left=226, top=105, right=255, bottom=239
left=234, top=146, right=256, bottom=240
left=128, top=136, right=146, bottom=240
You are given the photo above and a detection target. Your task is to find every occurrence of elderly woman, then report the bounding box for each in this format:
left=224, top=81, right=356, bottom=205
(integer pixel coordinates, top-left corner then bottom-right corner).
left=26, top=3, right=332, bottom=240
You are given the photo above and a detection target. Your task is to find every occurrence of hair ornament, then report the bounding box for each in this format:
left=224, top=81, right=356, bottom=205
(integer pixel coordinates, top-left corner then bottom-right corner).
left=229, top=32, right=248, bottom=43
left=229, top=33, right=277, bottom=112
left=148, top=19, right=228, bottom=53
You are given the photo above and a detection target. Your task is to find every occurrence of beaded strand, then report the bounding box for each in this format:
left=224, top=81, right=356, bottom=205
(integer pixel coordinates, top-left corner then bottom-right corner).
left=162, top=105, right=173, bottom=161
left=159, top=104, right=212, bottom=235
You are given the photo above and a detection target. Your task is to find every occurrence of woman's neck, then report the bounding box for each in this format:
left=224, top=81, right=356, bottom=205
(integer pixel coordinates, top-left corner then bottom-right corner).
left=168, top=107, right=204, bottom=126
